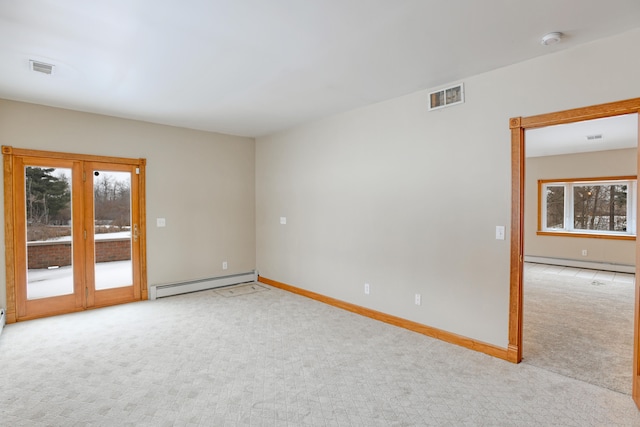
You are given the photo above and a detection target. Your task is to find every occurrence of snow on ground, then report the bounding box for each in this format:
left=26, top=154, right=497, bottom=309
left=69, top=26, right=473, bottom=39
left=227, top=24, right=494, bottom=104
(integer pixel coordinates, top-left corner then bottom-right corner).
left=33, top=231, right=131, bottom=243
left=27, top=260, right=133, bottom=299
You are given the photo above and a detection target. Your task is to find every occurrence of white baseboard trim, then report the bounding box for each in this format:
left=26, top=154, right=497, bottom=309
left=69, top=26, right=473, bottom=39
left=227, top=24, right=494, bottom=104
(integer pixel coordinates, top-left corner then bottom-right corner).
left=149, top=271, right=257, bottom=300
left=524, top=256, right=635, bottom=274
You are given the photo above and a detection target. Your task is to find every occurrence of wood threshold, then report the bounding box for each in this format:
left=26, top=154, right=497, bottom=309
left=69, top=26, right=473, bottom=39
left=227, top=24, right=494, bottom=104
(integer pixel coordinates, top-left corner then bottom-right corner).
left=258, top=276, right=511, bottom=362
left=12, top=299, right=143, bottom=322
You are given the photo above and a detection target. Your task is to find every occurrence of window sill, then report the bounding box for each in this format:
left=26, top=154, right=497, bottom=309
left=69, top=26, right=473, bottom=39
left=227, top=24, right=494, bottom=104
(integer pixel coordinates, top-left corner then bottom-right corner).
left=536, top=231, right=636, bottom=241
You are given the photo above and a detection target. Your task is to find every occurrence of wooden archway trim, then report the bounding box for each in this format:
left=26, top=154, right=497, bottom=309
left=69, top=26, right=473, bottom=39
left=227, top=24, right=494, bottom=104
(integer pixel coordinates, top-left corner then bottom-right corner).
left=509, top=97, right=640, bottom=407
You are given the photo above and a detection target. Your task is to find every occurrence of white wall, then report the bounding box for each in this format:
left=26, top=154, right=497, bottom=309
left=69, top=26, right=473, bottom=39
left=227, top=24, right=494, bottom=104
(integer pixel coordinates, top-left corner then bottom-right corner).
left=0, top=100, right=256, bottom=309
left=525, top=148, right=636, bottom=266
left=256, top=28, right=640, bottom=348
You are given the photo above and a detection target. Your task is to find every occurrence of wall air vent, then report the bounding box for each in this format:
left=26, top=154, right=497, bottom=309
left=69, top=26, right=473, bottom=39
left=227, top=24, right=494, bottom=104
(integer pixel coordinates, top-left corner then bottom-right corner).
left=29, top=60, right=55, bottom=75
left=586, top=134, right=603, bottom=141
left=428, top=83, right=464, bottom=111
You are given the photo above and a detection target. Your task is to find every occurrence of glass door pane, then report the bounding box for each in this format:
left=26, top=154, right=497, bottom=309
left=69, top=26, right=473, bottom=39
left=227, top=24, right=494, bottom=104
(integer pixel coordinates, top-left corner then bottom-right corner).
left=25, top=166, right=74, bottom=300
left=93, top=170, right=133, bottom=290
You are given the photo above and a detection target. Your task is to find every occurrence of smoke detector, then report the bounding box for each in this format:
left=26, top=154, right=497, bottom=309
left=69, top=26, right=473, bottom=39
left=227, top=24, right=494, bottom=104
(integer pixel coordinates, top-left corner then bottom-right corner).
left=540, top=32, right=563, bottom=46
left=29, top=60, right=55, bottom=75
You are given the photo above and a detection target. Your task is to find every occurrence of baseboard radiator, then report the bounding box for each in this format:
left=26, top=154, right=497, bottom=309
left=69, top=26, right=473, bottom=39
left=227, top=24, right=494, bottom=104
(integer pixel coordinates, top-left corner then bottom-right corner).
left=0, top=308, right=5, bottom=336
left=149, top=271, right=257, bottom=300
left=524, top=256, right=635, bottom=274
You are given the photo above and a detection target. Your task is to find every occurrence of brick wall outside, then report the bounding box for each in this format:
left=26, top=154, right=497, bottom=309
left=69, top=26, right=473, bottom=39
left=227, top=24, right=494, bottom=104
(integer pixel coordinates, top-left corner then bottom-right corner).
left=95, top=239, right=132, bottom=263
left=27, top=238, right=131, bottom=269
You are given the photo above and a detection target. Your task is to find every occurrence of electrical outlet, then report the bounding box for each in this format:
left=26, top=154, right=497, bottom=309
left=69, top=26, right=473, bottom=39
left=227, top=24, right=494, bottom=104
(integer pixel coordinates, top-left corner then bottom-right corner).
left=222, top=261, right=228, bottom=270
left=364, top=283, right=370, bottom=295
left=415, top=294, right=421, bottom=306
left=581, top=249, right=588, bottom=256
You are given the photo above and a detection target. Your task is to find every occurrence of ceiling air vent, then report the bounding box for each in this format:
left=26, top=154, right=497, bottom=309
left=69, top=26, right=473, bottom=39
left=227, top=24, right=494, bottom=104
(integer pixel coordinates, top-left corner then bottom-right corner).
left=428, top=83, right=464, bottom=111
left=29, top=60, right=55, bottom=75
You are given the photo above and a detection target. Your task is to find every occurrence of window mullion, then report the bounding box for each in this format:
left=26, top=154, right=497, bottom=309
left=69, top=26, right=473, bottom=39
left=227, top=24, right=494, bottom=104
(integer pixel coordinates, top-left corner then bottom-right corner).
left=630, top=181, right=637, bottom=234
left=566, top=183, right=573, bottom=231
left=541, top=184, right=547, bottom=230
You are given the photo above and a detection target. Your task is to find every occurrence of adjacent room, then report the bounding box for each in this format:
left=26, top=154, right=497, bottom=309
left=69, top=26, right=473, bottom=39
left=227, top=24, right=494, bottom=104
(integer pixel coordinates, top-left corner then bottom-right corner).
left=1, top=1, right=640, bottom=425
left=522, top=115, right=638, bottom=395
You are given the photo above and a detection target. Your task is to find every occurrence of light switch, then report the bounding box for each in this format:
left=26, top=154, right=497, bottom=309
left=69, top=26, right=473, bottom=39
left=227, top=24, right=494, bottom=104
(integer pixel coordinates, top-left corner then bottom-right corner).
left=157, top=218, right=166, bottom=227
left=280, top=217, right=287, bottom=225
left=495, top=225, right=505, bottom=240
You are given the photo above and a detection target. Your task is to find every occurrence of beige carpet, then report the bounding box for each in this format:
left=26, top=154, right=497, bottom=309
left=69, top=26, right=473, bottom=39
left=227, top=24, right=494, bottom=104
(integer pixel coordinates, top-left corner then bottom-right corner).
left=1, top=281, right=639, bottom=425
left=523, top=266, right=634, bottom=395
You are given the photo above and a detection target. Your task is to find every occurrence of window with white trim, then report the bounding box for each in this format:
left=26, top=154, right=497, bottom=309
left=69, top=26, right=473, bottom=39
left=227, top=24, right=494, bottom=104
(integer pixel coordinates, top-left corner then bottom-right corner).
left=540, top=177, right=637, bottom=237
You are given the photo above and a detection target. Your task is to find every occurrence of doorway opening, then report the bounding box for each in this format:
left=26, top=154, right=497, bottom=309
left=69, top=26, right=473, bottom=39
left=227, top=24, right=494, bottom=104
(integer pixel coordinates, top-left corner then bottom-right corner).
left=508, top=98, right=640, bottom=408
left=522, top=114, right=637, bottom=394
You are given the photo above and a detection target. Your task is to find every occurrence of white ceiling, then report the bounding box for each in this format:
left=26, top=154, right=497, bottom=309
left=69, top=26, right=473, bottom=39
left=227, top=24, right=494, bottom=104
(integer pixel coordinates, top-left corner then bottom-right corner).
left=526, top=114, right=638, bottom=157
left=1, top=1, right=640, bottom=137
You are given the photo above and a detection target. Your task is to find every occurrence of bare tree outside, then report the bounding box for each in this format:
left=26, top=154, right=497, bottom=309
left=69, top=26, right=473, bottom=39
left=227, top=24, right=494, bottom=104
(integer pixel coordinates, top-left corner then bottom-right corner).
left=546, top=186, right=565, bottom=229
left=573, top=184, right=627, bottom=232
left=93, top=172, right=131, bottom=233
left=25, top=167, right=132, bottom=241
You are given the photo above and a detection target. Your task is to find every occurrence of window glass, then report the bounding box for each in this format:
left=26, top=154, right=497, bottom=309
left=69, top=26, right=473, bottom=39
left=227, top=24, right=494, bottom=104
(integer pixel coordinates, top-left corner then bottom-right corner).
left=545, top=185, right=565, bottom=229
left=573, top=184, right=628, bottom=231
left=540, top=179, right=635, bottom=237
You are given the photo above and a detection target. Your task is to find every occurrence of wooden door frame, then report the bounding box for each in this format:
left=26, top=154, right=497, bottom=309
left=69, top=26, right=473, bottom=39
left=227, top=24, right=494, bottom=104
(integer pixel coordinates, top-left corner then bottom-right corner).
left=2, top=146, right=148, bottom=323
left=508, top=98, right=640, bottom=407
